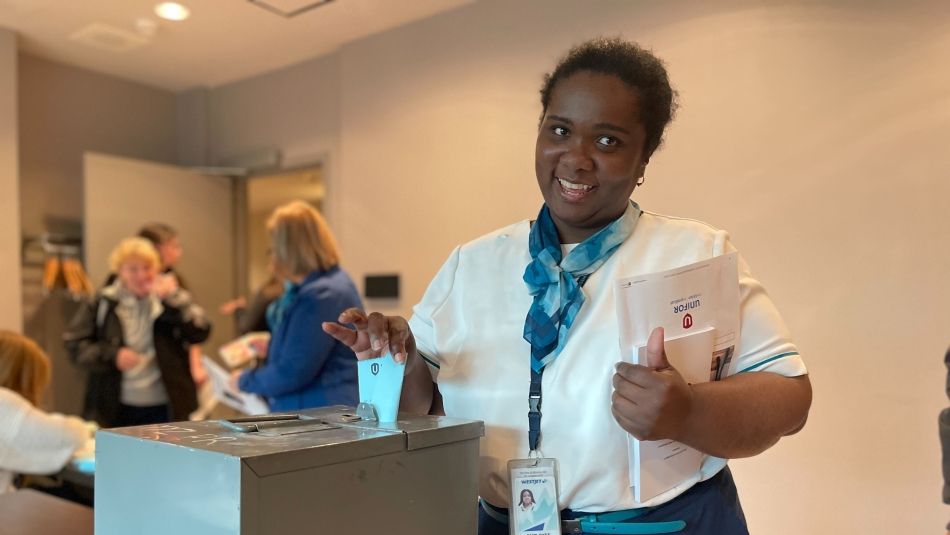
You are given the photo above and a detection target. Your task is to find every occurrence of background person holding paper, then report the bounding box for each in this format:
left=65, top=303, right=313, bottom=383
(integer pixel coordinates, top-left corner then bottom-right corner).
left=324, top=37, right=812, bottom=534
left=232, top=201, right=362, bottom=411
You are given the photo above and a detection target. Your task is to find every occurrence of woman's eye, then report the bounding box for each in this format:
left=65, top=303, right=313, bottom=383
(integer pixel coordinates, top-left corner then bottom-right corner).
left=552, top=126, right=569, bottom=137
left=597, top=135, right=619, bottom=147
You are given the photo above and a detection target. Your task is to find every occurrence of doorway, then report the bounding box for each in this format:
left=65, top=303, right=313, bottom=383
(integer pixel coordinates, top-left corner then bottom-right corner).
left=243, top=165, right=325, bottom=296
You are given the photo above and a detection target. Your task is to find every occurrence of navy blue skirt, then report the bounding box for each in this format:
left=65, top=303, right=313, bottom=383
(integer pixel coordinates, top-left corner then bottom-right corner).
left=478, top=466, right=748, bottom=535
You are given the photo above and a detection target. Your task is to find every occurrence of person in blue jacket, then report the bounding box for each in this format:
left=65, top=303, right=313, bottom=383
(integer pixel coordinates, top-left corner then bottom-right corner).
left=232, top=200, right=361, bottom=411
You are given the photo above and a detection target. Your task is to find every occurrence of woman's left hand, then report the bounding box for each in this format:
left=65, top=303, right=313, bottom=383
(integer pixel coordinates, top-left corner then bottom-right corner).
left=611, top=327, right=694, bottom=442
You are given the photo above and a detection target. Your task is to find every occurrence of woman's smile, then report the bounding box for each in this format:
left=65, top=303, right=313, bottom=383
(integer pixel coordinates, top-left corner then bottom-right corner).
left=555, top=175, right=596, bottom=202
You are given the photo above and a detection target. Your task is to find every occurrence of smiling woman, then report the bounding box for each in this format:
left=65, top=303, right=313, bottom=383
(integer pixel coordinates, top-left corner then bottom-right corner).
left=323, top=36, right=812, bottom=535
left=536, top=71, right=650, bottom=243
left=535, top=40, right=675, bottom=243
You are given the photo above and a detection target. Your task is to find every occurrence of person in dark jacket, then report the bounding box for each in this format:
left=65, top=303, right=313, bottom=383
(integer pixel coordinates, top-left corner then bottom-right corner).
left=64, top=238, right=211, bottom=427
left=232, top=201, right=362, bottom=411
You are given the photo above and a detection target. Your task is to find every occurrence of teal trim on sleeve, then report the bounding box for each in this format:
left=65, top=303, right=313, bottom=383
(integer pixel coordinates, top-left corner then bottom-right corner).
left=738, top=351, right=800, bottom=373
left=419, top=352, right=441, bottom=369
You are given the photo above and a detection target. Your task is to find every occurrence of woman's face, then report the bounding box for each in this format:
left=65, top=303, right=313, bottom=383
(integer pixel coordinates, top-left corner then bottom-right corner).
left=118, top=258, right=157, bottom=298
left=535, top=71, right=649, bottom=243
left=521, top=490, right=534, bottom=506
left=158, top=236, right=182, bottom=269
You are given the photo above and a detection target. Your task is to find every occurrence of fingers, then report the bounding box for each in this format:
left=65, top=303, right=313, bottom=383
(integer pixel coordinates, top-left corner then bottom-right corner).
left=366, top=312, right=389, bottom=356
left=321, top=322, right=358, bottom=346
left=329, top=308, right=412, bottom=362
left=612, top=358, right=694, bottom=442
left=611, top=379, right=667, bottom=441
left=611, top=400, right=654, bottom=440
left=337, top=308, right=368, bottom=328
left=612, top=368, right=656, bottom=406
left=387, top=317, right=411, bottom=363
left=615, top=362, right=663, bottom=390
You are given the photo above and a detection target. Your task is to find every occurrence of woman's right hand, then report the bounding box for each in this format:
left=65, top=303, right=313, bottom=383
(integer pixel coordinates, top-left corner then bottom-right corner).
left=116, top=347, right=143, bottom=371
left=322, top=308, right=414, bottom=363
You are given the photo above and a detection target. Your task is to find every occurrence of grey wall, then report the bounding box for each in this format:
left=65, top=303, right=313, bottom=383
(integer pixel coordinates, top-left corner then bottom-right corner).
left=205, top=52, right=341, bottom=226
left=18, top=53, right=178, bottom=239
left=176, top=87, right=210, bottom=167
left=0, top=28, right=21, bottom=331
left=17, top=53, right=180, bottom=413
left=207, top=52, right=340, bottom=169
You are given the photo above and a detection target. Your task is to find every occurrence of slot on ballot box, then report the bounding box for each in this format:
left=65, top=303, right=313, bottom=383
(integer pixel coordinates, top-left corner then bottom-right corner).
left=95, top=406, right=484, bottom=534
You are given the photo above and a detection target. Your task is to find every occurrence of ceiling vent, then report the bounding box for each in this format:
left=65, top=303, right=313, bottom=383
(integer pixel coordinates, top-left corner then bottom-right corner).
left=69, top=23, right=149, bottom=53
left=249, top=0, right=334, bottom=18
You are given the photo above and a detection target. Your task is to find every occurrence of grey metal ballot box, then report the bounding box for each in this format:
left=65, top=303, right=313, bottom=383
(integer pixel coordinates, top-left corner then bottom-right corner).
left=96, top=406, right=484, bottom=535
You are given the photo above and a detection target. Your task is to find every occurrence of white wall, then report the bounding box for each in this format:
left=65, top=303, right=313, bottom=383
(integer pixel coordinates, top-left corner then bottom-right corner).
left=0, top=28, right=21, bottom=331
left=207, top=1, right=950, bottom=532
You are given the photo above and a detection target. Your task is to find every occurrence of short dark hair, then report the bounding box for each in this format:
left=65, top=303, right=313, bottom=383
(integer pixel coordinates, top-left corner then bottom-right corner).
left=540, top=37, right=678, bottom=158
left=138, top=222, right=178, bottom=247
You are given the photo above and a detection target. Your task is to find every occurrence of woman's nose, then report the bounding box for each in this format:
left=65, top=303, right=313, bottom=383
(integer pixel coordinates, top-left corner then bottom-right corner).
left=560, top=139, right=594, bottom=172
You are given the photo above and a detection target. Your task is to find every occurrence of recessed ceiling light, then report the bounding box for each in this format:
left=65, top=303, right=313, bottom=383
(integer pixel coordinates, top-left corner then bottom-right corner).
left=154, top=2, right=190, bottom=21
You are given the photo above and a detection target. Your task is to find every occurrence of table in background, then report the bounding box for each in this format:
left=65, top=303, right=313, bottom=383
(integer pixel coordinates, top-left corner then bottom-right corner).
left=0, top=489, right=93, bottom=535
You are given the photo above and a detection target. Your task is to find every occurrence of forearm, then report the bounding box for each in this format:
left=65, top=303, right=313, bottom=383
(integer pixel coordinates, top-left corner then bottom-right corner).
left=240, top=359, right=321, bottom=397
left=400, top=349, right=435, bottom=416
left=678, top=372, right=812, bottom=459
left=75, top=341, right=119, bottom=372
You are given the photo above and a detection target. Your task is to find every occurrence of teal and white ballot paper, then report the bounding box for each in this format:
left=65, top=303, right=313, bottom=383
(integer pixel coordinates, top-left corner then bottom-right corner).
left=357, top=353, right=405, bottom=423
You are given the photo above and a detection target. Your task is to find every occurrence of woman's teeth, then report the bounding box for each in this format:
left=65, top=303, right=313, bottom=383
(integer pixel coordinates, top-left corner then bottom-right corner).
left=557, top=178, right=593, bottom=191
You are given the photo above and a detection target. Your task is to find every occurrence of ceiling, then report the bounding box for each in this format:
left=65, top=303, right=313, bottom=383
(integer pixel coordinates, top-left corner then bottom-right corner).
left=0, top=0, right=474, bottom=92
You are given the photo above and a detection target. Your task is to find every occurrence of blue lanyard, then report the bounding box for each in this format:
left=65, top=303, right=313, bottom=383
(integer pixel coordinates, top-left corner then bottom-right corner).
left=528, top=273, right=589, bottom=453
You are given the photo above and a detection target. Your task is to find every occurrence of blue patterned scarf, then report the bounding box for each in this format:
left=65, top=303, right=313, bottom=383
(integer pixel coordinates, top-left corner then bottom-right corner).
left=522, top=201, right=641, bottom=372
left=266, top=279, right=300, bottom=332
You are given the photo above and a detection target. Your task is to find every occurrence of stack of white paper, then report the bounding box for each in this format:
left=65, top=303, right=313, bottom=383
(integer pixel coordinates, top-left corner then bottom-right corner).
left=614, top=252, right=740, bottom=503
left=218, top=331, right=270, bottom=368
left=202, top=356, right=269, bottom=416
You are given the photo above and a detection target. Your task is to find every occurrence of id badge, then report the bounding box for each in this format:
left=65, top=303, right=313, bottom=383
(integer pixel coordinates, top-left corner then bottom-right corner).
left=507, top=458, right=562, bottom=535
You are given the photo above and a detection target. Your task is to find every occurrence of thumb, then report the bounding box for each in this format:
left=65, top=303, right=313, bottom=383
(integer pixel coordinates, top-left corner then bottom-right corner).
left=646, top=326, right=672, bottom=370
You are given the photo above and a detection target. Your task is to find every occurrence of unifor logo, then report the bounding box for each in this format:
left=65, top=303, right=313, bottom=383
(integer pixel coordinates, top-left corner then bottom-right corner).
left=683, top=313, right=693, bottom=329
left=371, top=362, right=380, bottom=375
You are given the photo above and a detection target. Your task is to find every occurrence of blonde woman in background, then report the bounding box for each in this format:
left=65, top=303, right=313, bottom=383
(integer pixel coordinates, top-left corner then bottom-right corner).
left=0, top=331, right=89, bottom=494
left=65, top=238, right=211, bottom=427
left=231, top=201, right=362, bottom=411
